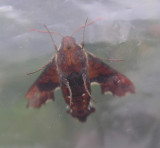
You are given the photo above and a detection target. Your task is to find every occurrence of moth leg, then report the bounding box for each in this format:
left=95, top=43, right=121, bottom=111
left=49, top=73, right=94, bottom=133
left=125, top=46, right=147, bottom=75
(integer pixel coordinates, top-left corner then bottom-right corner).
left=27, top=55, right=55, bottom=75
left=82, top=74, right=96, bottom=103
left=64, top=79, right=73, bottom=106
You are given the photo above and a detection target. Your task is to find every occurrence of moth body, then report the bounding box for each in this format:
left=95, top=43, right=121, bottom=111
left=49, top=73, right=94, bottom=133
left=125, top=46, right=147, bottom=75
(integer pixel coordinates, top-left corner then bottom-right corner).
left=26, top=24, right=135, bottom=122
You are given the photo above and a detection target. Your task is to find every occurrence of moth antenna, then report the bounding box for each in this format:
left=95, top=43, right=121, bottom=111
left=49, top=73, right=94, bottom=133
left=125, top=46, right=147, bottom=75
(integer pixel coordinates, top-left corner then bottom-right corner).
left=28, top=28, right=63, bottom=37
left=100, top=58, right=124, bottom=62
left=82, top=74, right=96, bottom=103
left=71, top=17, right=105, bottom=36
left=27, top=56, right=54, bottom=75
left=27, top=26, right=60, bottom=75
left=44, top=24, right=58, bottom=52
left=65, top=80, right=73, bottom=106
left=81, top=18, right=88, bottom=49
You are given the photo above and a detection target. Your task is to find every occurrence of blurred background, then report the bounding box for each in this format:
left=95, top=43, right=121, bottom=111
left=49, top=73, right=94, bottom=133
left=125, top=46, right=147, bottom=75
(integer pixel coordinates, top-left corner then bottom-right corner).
left=0, top=0, right=160, bottom=148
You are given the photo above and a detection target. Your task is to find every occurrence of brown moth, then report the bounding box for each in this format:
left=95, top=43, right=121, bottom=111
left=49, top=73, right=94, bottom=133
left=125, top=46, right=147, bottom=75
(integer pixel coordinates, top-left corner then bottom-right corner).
left=26, top=19, right=135, bottom=122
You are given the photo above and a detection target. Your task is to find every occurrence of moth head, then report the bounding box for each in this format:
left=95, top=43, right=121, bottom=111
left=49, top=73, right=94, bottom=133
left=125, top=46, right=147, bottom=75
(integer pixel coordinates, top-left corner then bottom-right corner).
left=41, top=18, right=104, bottom=52
left=61, top=36, right=76, bottom=51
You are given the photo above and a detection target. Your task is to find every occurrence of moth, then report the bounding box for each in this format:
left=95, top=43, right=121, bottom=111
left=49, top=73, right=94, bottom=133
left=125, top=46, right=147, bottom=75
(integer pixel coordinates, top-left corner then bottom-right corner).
left=26, top=19, right=135, bottom=122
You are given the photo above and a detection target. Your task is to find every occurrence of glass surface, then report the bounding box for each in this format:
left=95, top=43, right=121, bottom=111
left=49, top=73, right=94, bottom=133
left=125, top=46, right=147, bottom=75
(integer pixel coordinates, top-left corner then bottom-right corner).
left=0, top=0, right=160, bottom=148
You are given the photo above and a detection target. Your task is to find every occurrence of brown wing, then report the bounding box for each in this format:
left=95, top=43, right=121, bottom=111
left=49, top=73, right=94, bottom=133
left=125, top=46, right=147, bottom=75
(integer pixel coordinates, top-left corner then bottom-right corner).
left=87, top=52, right=135, bottom=96
left=26, top=56, right=60, bottom=108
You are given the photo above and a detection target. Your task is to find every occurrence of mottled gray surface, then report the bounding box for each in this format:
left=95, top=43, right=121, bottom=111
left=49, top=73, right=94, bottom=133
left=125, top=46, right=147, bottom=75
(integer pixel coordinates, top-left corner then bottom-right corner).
left=0, top=0, right=160, bottom=148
